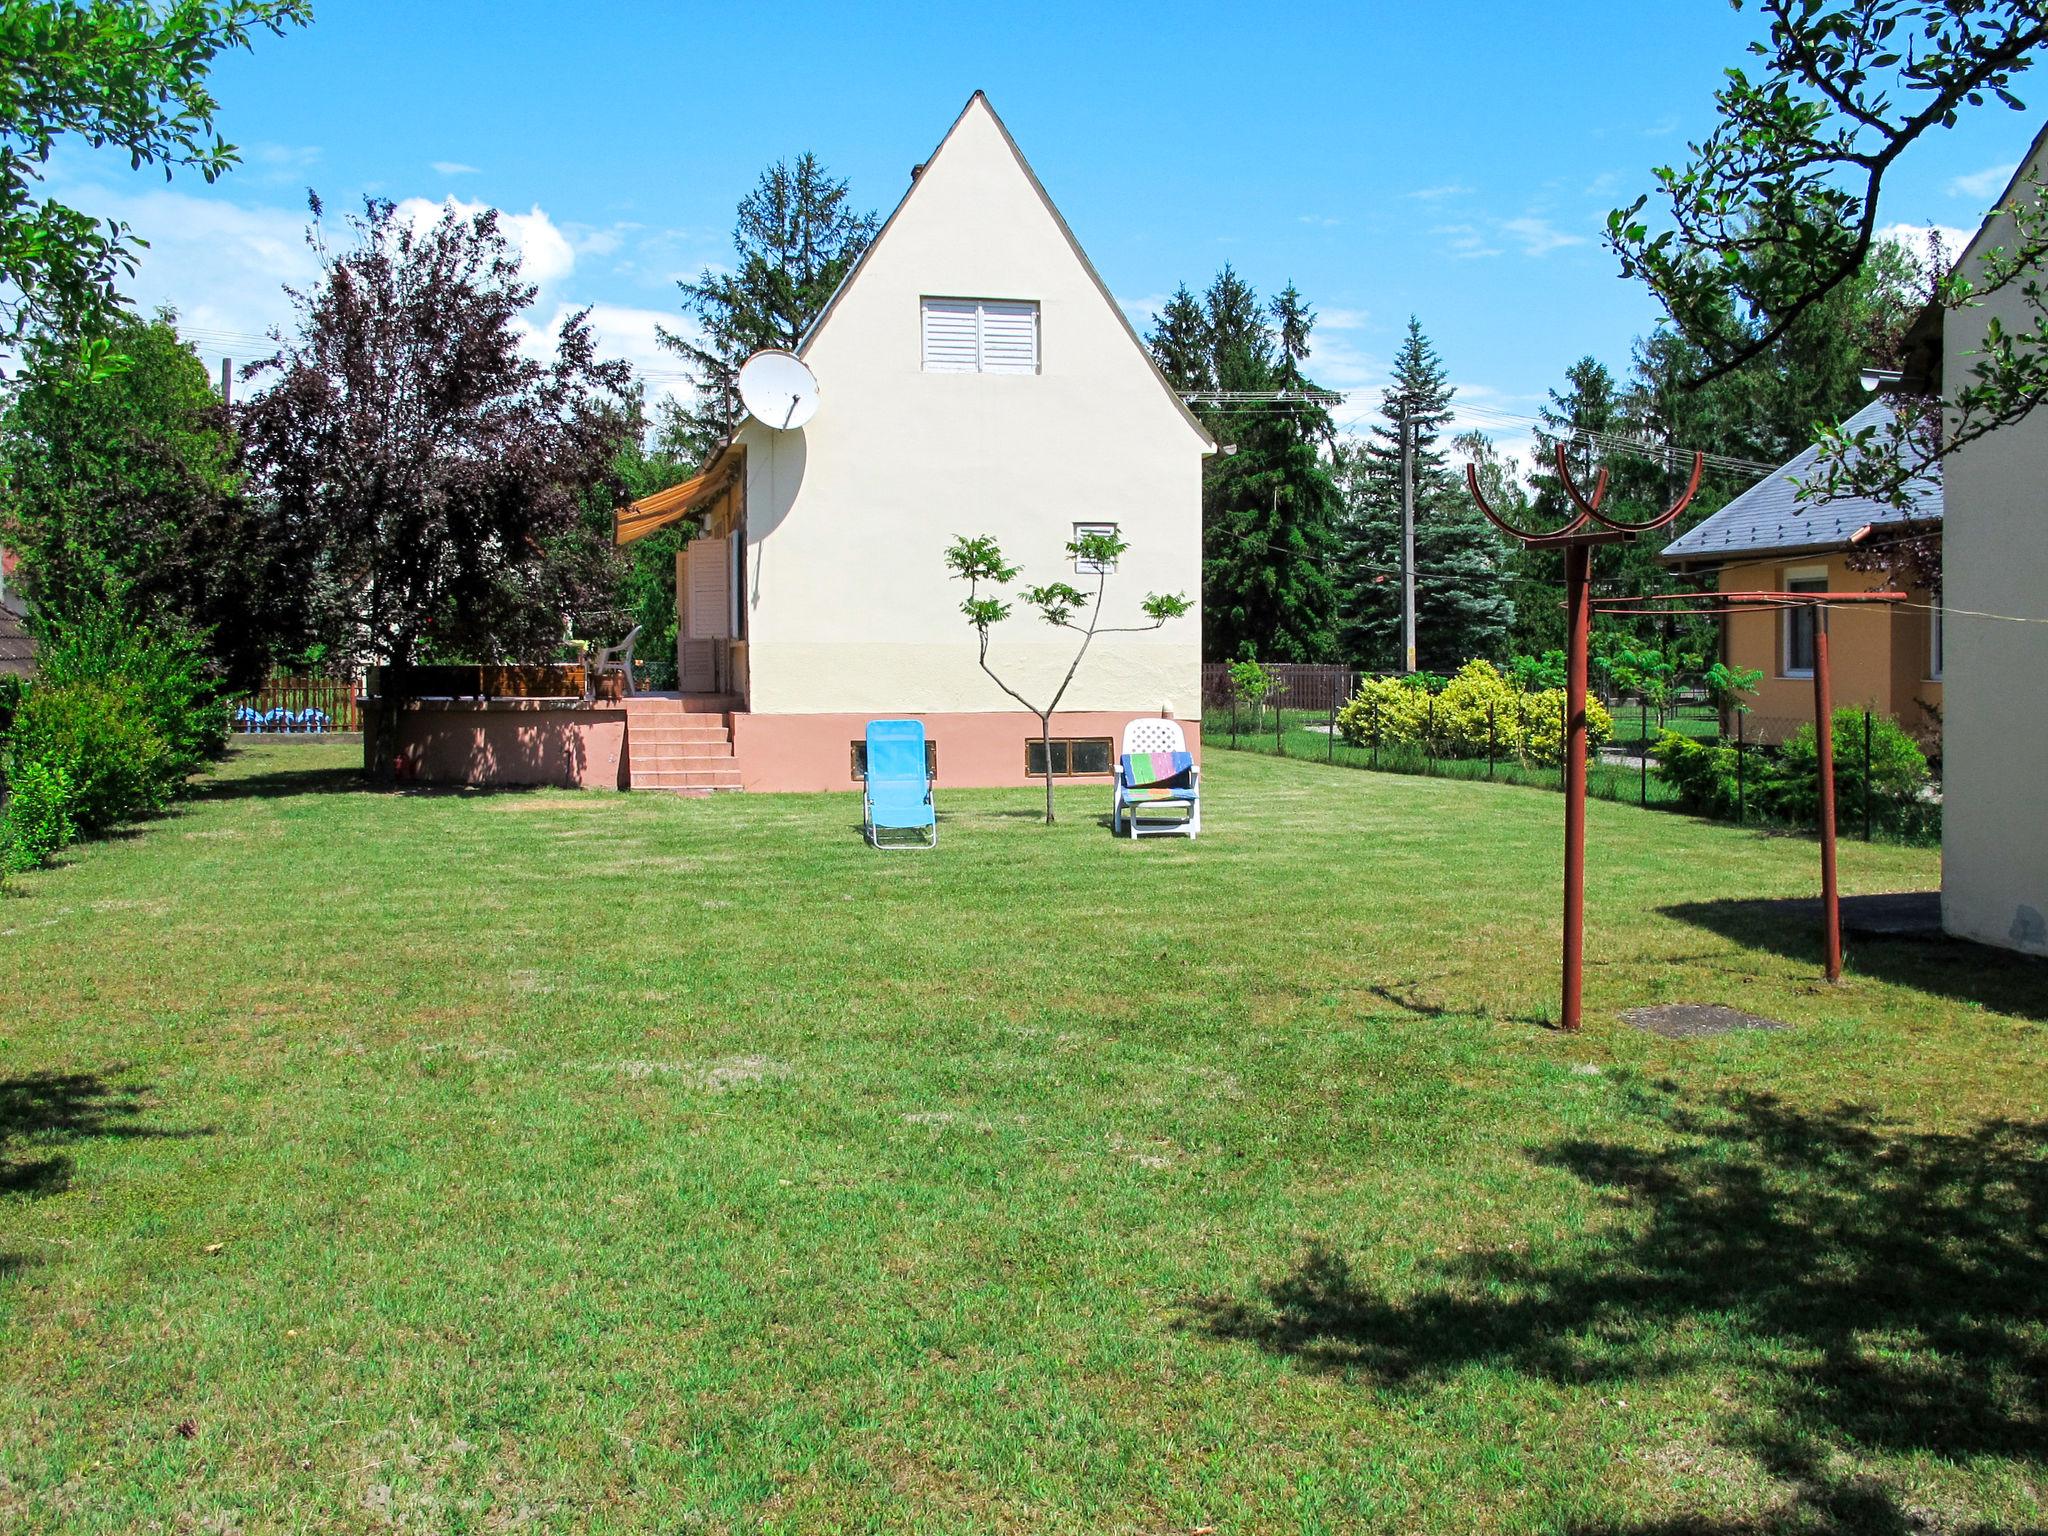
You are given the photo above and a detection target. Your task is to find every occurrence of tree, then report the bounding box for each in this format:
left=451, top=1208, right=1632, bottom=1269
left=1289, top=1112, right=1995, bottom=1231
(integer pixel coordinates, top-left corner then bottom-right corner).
left=1149, top=266, right=1341, bottom=663
left=1335, top=317, right=1512, bottom=670
left=0, top=310, right=296, bottom=689
left=1, top=0, right=309, bottom=353
left=659, top=154, right=877, bottom=460
left=239, top=197, right=637, bottom=673
left=1609, top=0, right=2048, bottom=502
left=945, top=528, right=1190, bottom=825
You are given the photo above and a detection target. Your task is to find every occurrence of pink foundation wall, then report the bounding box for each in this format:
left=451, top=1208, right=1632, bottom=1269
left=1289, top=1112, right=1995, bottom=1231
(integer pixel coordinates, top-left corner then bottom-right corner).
left=363, top=701, right=627, bottom=789
left=728, top=710, right=1201, bottom=793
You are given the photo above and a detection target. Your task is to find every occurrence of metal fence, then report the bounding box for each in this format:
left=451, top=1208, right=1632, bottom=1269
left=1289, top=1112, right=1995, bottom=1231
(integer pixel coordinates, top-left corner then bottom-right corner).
left=1200, top=662, right=1939, bottom=844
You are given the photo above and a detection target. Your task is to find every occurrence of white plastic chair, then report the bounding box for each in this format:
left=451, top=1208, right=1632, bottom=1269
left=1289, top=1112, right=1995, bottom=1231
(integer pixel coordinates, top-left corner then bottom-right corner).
left=1112, top=718, right=1200, bottom=839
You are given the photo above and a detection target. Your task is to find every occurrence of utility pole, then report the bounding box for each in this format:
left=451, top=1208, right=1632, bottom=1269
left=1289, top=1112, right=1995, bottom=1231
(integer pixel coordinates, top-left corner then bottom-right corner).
left=1400, top=395, right=1417, bottom=673
left=219, top=357, right=232, bottom=407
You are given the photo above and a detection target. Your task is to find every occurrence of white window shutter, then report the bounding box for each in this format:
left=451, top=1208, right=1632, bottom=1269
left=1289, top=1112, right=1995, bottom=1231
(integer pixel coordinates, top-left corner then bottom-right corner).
left=979, top=302, right=1038, bottom=373
left=921, top=300, right=979, bottom=372
left=685, top=536, right=730, bottom=640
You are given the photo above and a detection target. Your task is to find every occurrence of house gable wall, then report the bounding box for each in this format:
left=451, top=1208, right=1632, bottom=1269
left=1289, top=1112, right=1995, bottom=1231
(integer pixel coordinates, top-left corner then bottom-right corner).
left=1941, top=125, right=2048, bottom=955
left=735, top=96, right=1207, bottom=720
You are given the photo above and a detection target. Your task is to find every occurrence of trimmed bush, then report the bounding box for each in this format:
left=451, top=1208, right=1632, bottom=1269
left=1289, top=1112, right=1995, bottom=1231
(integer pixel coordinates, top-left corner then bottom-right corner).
left=32, top=603, right=228, bottom=774
left=1335, top=661, right=1610, bottom=767
left=1, top=759, right=77, bottom=872
left=3, top=678, right=176, bottom=837
left=1651, top=730, right=1745, bottom=819
left=1771, top=708, right=1937, bottom=838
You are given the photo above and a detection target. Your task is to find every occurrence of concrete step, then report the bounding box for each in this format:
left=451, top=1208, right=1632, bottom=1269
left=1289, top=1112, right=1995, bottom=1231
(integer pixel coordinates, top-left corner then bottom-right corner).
left=633, top=751, right=736, bottom=769
left=633, top=767, right=743, bottom=789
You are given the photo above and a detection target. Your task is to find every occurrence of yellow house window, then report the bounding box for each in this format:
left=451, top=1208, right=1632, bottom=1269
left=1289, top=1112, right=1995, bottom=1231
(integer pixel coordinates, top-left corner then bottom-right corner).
left=1781, top=570, right=1828, bottom=677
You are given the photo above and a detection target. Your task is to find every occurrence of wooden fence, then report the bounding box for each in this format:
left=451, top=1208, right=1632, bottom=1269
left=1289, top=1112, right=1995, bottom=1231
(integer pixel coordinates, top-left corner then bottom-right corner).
left=238, top=674, right=362, bottom=733
left=1201, top=663, right=1360, bottom=713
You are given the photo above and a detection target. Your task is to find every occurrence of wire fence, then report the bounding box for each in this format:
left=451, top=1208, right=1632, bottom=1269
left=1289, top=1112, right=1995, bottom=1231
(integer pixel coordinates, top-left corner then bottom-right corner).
left=1201, top=663, right=1941, bottom=844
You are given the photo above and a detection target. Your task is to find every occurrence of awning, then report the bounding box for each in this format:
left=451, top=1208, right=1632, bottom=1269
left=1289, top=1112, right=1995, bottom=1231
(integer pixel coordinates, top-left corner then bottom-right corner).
left=613, top=442, right=745, bottom=547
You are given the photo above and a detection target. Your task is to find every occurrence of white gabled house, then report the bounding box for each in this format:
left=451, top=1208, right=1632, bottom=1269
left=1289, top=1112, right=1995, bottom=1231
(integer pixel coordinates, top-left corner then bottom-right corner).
left=615, top=92, right=1214, bottom=792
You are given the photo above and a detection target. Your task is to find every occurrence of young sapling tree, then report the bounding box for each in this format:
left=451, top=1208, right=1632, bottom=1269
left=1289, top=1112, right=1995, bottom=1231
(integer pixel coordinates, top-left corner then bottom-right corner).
left=945, top=528, right=1190, bottom=824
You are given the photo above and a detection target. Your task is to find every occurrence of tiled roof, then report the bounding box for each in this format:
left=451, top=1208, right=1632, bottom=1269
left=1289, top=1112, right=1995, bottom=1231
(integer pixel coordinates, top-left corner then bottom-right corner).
left=1659, top=398, right=1941, bottom=563
left=0, top=592, right=33, bottom=677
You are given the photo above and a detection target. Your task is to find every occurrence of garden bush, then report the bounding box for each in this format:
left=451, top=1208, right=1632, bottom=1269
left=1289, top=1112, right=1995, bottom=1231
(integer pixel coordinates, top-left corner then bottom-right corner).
left=1771, top=708, right=1937, bottom=838
left=1336, top=661, right=1611, bottom=766
left=1, top=759, right=77, bottom=872
left=1651, top=730, right=1746, bottom=819
left=3, top=678, right=177, bottom=838
left=32, top=603, right=228, bottom=774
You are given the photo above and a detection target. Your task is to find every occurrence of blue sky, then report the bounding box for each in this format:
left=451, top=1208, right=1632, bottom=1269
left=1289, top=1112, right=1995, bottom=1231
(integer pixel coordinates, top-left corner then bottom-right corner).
left=51, top=0, right=2045, bottom=456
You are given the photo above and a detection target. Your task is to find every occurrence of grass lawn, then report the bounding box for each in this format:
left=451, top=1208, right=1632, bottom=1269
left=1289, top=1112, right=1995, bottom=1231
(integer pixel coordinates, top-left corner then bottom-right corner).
left=2, top=741, right=2042, bottom=1534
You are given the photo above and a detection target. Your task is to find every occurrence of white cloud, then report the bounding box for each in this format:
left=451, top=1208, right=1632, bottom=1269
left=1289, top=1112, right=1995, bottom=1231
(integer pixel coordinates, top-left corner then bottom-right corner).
left=247, top=143, right=323, bottom=184
left=1432, top=222, right=1502, bottom=260
left=1946, top=163, right=2016, bottom=201
left=1875, top=220, right=1972, bottom=263
left=517, top=301, right=697, bottom=411
left=1408, top=183, right=1473, bottom=202
left=1583, top=170, right=1621, bottom=198
left=395, top=196, right=577, bottom=294
left=1500, top=216, right=1587, bottom=257
left=1117, top=292, right=1171, bottom=333
left=1643, top=114, right=1680, bottom=137
left=1316, top=306, right=1369, bottom=332
left=431, top=160, right=482, bottom=177
left=1298, top=213, right=1342, bottom=227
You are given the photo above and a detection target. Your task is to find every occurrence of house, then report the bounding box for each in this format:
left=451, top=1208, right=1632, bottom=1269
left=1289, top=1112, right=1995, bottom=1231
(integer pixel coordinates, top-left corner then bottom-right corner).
left=0, top=548, right=31, bottom=680
left=610, top=92, right=1213, bottom=792
left=1659, top=397, right=1943, bottom=747
left=1908, top=123, right=2048, bottom=957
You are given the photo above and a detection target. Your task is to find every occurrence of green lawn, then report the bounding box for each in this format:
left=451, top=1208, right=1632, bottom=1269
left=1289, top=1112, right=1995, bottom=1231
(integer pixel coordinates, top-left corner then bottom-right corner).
left=2, top=742, right=2042, bottom=1534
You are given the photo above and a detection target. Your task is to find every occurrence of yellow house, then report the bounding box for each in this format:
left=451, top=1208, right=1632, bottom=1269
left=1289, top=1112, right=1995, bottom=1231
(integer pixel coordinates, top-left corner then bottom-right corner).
left=1660, top=398, right=1943, bottom=747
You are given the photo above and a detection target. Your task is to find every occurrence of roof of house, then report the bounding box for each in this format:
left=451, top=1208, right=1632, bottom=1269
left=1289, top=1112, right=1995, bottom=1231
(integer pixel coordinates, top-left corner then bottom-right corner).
left=0, top=591, right=33, bottom=678
left=1659, top=397, right=1942, bottom=564
left=798, top=91, right=1215, bottom=452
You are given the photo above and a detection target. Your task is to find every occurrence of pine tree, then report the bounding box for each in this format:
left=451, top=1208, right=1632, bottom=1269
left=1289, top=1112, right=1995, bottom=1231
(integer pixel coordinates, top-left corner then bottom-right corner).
left=658, top=154, right=877, bottom=461
left=1148, top=268, right=1340, bottom=662
left=1334, top=317, right=1511, bottom=669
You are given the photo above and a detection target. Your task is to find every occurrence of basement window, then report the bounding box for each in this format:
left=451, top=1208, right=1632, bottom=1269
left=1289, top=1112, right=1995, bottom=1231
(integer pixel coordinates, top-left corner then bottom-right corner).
left=1025, top=737, right=1114, bottom=777
left=921, top=298, right=1039, bottom=374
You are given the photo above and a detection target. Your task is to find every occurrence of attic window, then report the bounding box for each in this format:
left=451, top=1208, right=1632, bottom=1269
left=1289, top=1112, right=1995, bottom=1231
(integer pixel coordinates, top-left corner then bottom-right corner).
left=922, top=298, right=1039, bottom=374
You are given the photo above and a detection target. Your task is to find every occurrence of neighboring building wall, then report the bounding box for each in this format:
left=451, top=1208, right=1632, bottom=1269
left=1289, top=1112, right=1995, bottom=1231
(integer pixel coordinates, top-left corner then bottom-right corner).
left=1714, top=551, right=1942, bottom=745
left=1941, top=143, right=2048, bottom=956
left=737, top=97, right=1208, bottom=740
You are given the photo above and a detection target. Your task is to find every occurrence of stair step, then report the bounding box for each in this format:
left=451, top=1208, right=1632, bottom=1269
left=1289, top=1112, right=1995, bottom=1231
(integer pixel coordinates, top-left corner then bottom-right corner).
left=634, top=753, right=735, bottom=770
left=635, top=770, right=743, bottom=788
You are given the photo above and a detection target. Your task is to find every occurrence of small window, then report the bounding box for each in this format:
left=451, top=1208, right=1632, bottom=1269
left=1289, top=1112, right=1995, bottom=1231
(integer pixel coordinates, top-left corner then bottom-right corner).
left=1929, top=588, right=1944, bottom=680
left=850, top=741, right=937, bottom=780
left=922, top=298, right=1039, bottom=374
left=1024, top=737, right=1115, bottom=777
left=1782, top=572, right=1828, bottom=677
left=1073, top=522, right=1118, bottom=574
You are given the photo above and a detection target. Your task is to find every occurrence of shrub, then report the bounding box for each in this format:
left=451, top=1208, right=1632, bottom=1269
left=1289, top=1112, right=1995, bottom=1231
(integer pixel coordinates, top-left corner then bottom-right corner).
left=1336, top=674, right=1431, bottom=749
left=1507, top=651, right=1566, bottom=692
left=1651, top=730, right=1746, bottom=818
left=1, top=759, right=77, bottom=872
left=1336, top=662, right=1611, bottom=766
left=1771, top=709, right=1937, bottom=837
left=2, top=678, right=176, bottom=836
left=1517, top=687, right=1613, bottom=767
left=31, top=601, right=228, bottom=775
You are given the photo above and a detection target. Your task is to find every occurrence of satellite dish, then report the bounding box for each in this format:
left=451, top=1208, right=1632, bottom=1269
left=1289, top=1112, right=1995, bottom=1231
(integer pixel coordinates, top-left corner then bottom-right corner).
left=736, top=349, right=819, bottom=431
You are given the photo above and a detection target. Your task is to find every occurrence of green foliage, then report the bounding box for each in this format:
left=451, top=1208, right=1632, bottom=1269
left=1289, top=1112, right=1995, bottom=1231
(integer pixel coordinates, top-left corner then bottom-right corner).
left=1, top=757, right=75, bottom=871
left=1703, top=660, right=1763, bottom=714
left=659, top=154, right=877, bottom=460
left=1332, top=320, right=1512, bottom=669
left=1150, top=269, right=1342, bottom=663
left=1651, top=731, right=1747, bottom=820
left=4, top=677, right=173, bottom=836
left=0, top=311, right=296, bottom=690
left=1227, top=658, right=1282, bottom=709
left=1508, top=651, right=1567, bottom=692
left=0, top=1, right=310, bottom=345
left=1773, top=709, right=1936, bottom=837
left=1335, top=660, right=1610, bottom=766
left=33, top=600, right=227, bottom=770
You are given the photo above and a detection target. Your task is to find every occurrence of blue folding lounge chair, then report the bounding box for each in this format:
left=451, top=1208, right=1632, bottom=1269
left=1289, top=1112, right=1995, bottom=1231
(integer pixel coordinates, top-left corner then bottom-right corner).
left=1112, top=718, right=1200, bottom=838
left=863, top=719, right=937, bottom=849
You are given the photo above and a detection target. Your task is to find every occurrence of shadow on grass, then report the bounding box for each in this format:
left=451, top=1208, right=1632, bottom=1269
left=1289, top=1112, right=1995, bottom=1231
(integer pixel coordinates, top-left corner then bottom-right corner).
left=1191, top=1083, right=2048, bottom=1529
left=1, top=1070, right=212, bottom=1273
left=1663, top=896, right=2048, bottom=1023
